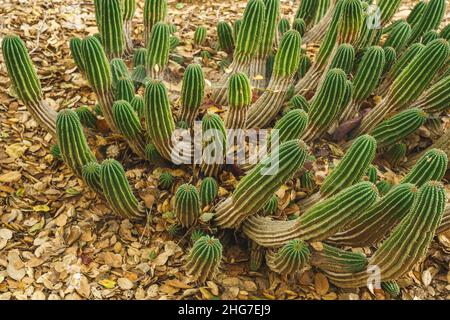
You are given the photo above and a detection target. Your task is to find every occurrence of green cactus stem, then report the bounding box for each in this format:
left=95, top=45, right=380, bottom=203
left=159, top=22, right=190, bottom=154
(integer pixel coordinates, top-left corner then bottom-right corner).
left=262, top=195, right=278, bottom=215
left=122, top=0, right=136, bottom=54
left=411, top=74, right=450, bottom=114
left=110, top=58, right=131, bottom=90
left=2, top=35, right=57, bottom=136
left=175, top=183, right=201, bottom=228
left=382, top=46, right=397, bottom=77
left=143, top=0, right=168, bottom=47
left=249, top=240, right=265, bottom=271
left=384, top=20, right=411, bottom=53
left=406, top=1, right=426, bottom=29
left=246, top=30, right=302, bottom=129
left=328, top=43, right=355, bottom=75
left=194, top=26, right=207, bottom=47
left=200, top=113, right=227, bottom=177
left=407, top=0, right=446, bottom=45
left=384, top=143, right=407, bottom=167
left=324, top=181, right=446, bottom=288
left=190, top=230, right=206, bottom=244
left=169, top=36, right=180, bottom=51
left=300, top=171, right=316, bottom=192
left=185, top=236, right=223, bottom=283
left=75, top=106, right=97, bottom=129
left=422, top=30, right=440, bottom=45
left=292, top=18, right=306, bottom=37
left=200, top=177, right=219, bottom=207
left=382, top=281, right=401, bottom=298
left=225, top=73, right=251, bottom=130
left=132, top=48, right=147, bottom=68
left=159, top=172, right=174, bottom=190
left=310, top=243, right=368, bottom=274
left=289, top=95, right=310, bottom=113
left=328, top=183, right=418, bottom=247
left=440, top=24, right=450, bottom=41
left=56, top=109, right=97, bottom=178
left=295, top=0, right=317, bottom=26
left=401, top=148, right=448, bottom=187
left=130, top=95, right=144, bottom=119
left=82, top=161, right=103, bottom=194
left=146, top=22, right=170, bottom=80
left=70, top=37, right=86, bottom=76
left=233, top=19, right=242, bottom=42
left=278, top=18, right=291, bottom=36
left=266, top=240, right=310, bottom=274
left=179, top=64, right=205, bottom=127
left=302, top=0, right=337, bottom=44
left=365, top=165, right=378, bottom=184
left=243, top=181, right=379, bottom=247
left=115, top=78, right=135, bottom=102
left=145, top=143, right=166, bottom=166
left=99, top=0, right=125, bottom=59
left=131, top=65, right=148, bottom=87
left=217, top=21, right=234, bottom=54
left=356, top=39, right=449, bottom=136
left=50, top=144, right=62, bottom=160
left=214, top=140, right=308, bottom=229
left=297, top=52, right=312, bottom=78
left=100, top=159, right=146, bottom=220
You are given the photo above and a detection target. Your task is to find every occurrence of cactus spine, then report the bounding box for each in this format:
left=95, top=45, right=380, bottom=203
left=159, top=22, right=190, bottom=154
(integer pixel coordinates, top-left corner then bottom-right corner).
left=215, top=140, right=308, bottom=229
left=175, top=183, right=201, bottom=228
left=2, top=35, right=57, bottom=136
left=200, top=177, right=219, bottom=207
left=56, top=109, right=96, bottom=178
left=201, top=113, right=227, bottom=177
left=185, top=236, right=223, bottom=283
left=82, top=162, right=103, bottom=194
left=99, top=0, right=125, bottom=59
left=266, top=240, right=310, bottom=274
left=179, top=64, right=205, bottom=126
left=143, top=0, right=167, bottom=47
left=146, top=22, right=170, bottom=79
left=100, top=159, right=145, bottom=219
left=401, top=149, right=448, bottom=187
left=217, top=21, right=234, bottom=54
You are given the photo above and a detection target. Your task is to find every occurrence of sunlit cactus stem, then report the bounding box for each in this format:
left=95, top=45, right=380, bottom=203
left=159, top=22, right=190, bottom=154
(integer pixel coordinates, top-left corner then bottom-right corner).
left=179, top=64, right=205, bottom=127
left=217, top=21, right=234, bottom=54
left=144, top=0, right=168, bottom=47
left=401, top=148, right=448, bottom=187
left=295, top=0, right=317, bottom=27
left=100, top=0, right=125, bottom=59
left=122, top=0, right=136, bottom=54
left=82, top=162, right=103, bottom=194
left=194, top=26, right=207, bottom=47
left=201, top=113, right=227, bottom=178
left=302, top=0, right=337, bottom=44
left=2, top=35, right=57, bottom=136
left=407, top=0, right=446, bottom=45
left=225, top=73, right=251, bottom=130
left=383, top=20, right=411, bottom=53
left=185, top=236, right=223, bottom=283
left=200, top=177, right=219, bottom=207
left=175, top=184, right=201, bottom=228
left=309, top=243, right=368, bottom=274
left=70, top=37, right=86, bottom=76
left=146, top=22, right=170, bottom=80
left=411, top=74, right=450, bottom=114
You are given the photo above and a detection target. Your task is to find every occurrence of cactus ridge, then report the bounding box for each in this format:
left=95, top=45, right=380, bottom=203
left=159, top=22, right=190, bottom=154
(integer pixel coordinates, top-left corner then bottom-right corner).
left=145, top=143, right=165, bottom=165
left=180, top=64, right=205, bottom=126
left=328, top=183, right=418, bottom=247
left=384, top=143, right=407, bottom=167
left=132, top=48, right=148, bottom=68
left=262, top=195, right=278, bottom=215
left=384, top=20, right=411, bottom=53
left=266, top=240, right=310, bottom=274
left=258, top=0, right=280, bottom=57
left=278, top=18, right=291, bottom=36
left=50, top=144, right=62, bottom=160
left=408, top=0, right=446, bottom=45
left=159, top=172, right=174, bottom=190
left=131, top=65, right=148, bottom=87
left=70, top=37, right=85, bottom=74
left=321, top=135, right=377, bottom=197
left=273, top=30, right=302, bottom=78
left=185, top=236, right=223, bottom=283
left=228, top=73, right=252, bottom=110
left=201, top=113, right=227, bottom=177
left=122, top=0, right=136, bottom=21
left=292, top=18, right=306, bottom=36
left=329, top=43, right=355, bottom=75
left=112, top=100, right=143, bottom=139
left=217, top=21, right=234, bottom=54
left=194, top=26, right=207, bottom=46
left=144, top=0, right=168, bottom=46
left=401, top=148, right=448, bottom=187
left=82, top=161, right=103, bottom=194
left=75, top=106, right=97, bottom=129
left=441, top=24, right=450, bottom=41
left=175, top=183, right=201, bottom=228
left=310, top=243, right=368, bottom=273
left=297, top=53, right=312, bottom=78
left=382, top=46, right=397, bottom=75
left=337, top=0, right=364, bottom=45
left=100, top=0, right=125, bottom=59
left=146, top=22, right=170, bottom=78
left=115, top=78, right=135, bottom=102
left=200, top=177, right=219, bottom=207
left=370, top=108, right=428, bottom=149
left=412, top=74, right=450, bottom=114
left=100, top=159, right=145, bottom=219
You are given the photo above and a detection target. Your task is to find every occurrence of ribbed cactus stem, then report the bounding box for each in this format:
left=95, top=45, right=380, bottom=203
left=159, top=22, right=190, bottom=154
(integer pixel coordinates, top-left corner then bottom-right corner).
left=249, top=240, right=265, bottom=271
left=262, top=195, right=278, bottom=215
left=132, top=48, right=147, bottom=68
left=422, top=30, right=440, bottom=45
left=292, top=18, right=306, bottom=36
left=100, top=159, right=145, bottom=220
left=243, top=181, right=379, bottom=247
left=214, top=140, right=308, bottom=229
left=143, top=0, right=168, bottom=47
left=200, top=177, right=219, bottom=207
left=289, top=95, right=310, bottom=112
left=217, top=21, right=234, bottom=54
left=310, top=243, right=368, bottom=274
left=302, top=0, right=337, bottom=44
left=328, top=183, right=418, bottom=247
left=295, top=0, right=317, bottom=26
left=329, top=43, right=355, bottom=75
left=130, top=95, right=144, bottom=119
left=110, top=58, right=131, bottom=89
left=401, top=148, right=448, bottom=187
left=356, top=39, right=449, bottom=136
left=377, top=0, right=402, bottom=27
left=437, top=205, right=450, bottom=234
left=266, top=240, right=310, bottom=274
left=179, top=64, right=205, bottom=127
left=115, top=78, right=135, bottom=102
left=185, top=236, right=223, bottom=283
left=81, top=36, right=118, bottom=132
left=112, top=100, right=147, bottom=158
left=384, top=143, right=407, bottom=167
left=278, top=18, right=290, bottom=36
left=200, top=113, right=226, bottom=177
left=314, top=0, right=331, bottom=23
left=384, top=20, right=411, bottom=53
left=158, top=172, right=173, bottom=190
left=2, top=35, right=57, bottom=136
left=406, top=1, right=427, bottom=29
left=75, top=106, right=97, bottom=129
left=246, top=30, right=302, bottom=129
left=146, top=22, right=170, bottom=80
left=325, top=181, right=446, bottom=288
left=411, top=74, right=450, bottom=114
left=407, top=0, right=446, bottom=45
left=382, top=281, right=401, bottom=298
left=175, top=184, right=201, bottom=228
left=122, top=0, right=136, bottom=54
left=382, top=46, right=397, bottom=76
left=82, top=162, right=103, bottom=194
left=194, top=26, right=207, bottom=47
left=100, top=0, right=125, bottom=59
left=56, top=110, right=97, bottom=178
left=70, top=37, right=85, bottom=75
left=225, top=73, right=251, bottom=130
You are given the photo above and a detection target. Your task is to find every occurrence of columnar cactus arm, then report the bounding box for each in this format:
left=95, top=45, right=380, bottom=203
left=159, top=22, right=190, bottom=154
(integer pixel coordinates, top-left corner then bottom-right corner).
left=179, top=64, right=205, bottom=127
left=69, top=37, right=86, bottom=75
left=75, top=106, right=97, bottom=129
left=422, top=30, right=440, bottom=45
left=225, top=73, right=251, bottom=130
left=194, top=26, right=207, bottom=47
left=146, top=22, right=170, bottom=80
left=100, top=0, right=125, bottom=59
left=266, top=240, right=310, bottom=274
left=115, top=78, right=135, bottom=102
left=328, top=43, right=355, bottom=75
left=411, top=74, right=450, bottom=114
left=2, top=35, right=57, bottom=136
left=383, top=20, right=411, bottom=53
left=175, top=184, right=201, bottom=228
left=401, top=148, right=448, bottom=187
left=82, top=161, right=103, bottom=194
left=100, top=159, right=146, bottom=220
left=243, top=182, right=379, bottom=247
left=56, top=110, right=97, bottom=178
left=310, top=243, right=368, bottom=273
left=185, top=236, right=223, bottom=283
left=200, top=177, right=219, bottom=207
left=302, top=0, right=337, bottom=44
left=143, top=0, right=168, bottom=47
left=295, top=0, right=317, bottom=27
left=407, top=0, right=446, bottom=45
left=110, top=58, right=131, bottom=89
left=384, top=143, right=407, bottom=167
left=217, top=21, right=234, bottom=54
left=437, top=205, right=450, bottom=234
left=122, top=0, right=136, bottom=54
left=200, top=113, right=227, bottom=177
left=377, top=0, right=402, bottom=27
left=214, top=140, right=308, bottom=229
left=406, top=0, right=426, bottom=29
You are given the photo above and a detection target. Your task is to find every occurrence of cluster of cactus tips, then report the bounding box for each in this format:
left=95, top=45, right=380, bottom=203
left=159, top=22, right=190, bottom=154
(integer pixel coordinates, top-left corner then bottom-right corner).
left=2, top=0, right=450, bottom=290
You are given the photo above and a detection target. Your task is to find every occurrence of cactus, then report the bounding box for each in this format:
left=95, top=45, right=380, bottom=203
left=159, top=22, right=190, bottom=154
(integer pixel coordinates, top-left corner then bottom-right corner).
left=81, top=36, right=118, bottom=132
left=377, top=0, right=402, bottom=27
left=225, top=73, right=251, bottom=130
left=422, top=30, right=440, bottom=45
left=159, top=172, right=174, bottom=190
left=328, top=183, right=418, bottom=247
left=297, top=52, right=312, bottom=78
left=2, top=35, right=57, bottom=136
left=441, top=24, right=450, bottom=41
left=270, top=109, right=309, bottom=146
left=56, top=109, right=96, bottom=178
left=94, top=0, right=103, bottom=33
left=300, top=171, right=316, bottom=192
left=401, top=148, right=448, bottom=187
left=357, top=39, right=449, bottom=136
left=144, top=0, right=168, bottom=47
left=145, top=143, right=166, bottom=166
left=383, top=20, right=411, bottom=53
left=295, top=0, right=317, bottom=26
left=369, top=108, right=428, bottom=149
left=376, top=180, right=393, bottom=196
left=167, top=224, right=181, bottom=237
left=337, top=0, right=364, bottom=45
left=292, top=18, right=306, bottom=37
left=185, top=236, right=223, bottom=283
left=384, top=143, right=407, bottom=167
left=75, top=106, right=97, bottom=129
left=99, top=0, right=125, bottom=59
left=262, top=195, right=278, bottom=215
left=169, top=36, right=180, bottom=51
left=243, top=181, right=379, bottom=247
left=94, top=104, right=103, bottom=116
left=437, top=205, right=450, bottom=234
left=194, top=26, right=207, bottom=46
left=201, top=113, right=226, bottom=177
left=122, top=0, right=136, bottom=54
left=313, top=0, right=331, bottom=24
left=278, top=18, right=291, bottom=36
left=302, top=68, right=347, bottom=142
left=382, top=46, right=397, bottom=76
left=382, top=281, right=401, bottom=298
left=146, top=22, right=170, bottom=80
left=302, top=0, right=337, bottom=44
left=215, top=140, right=308, bottom=229
left=212, top=0, right=266, bottom=105
left=249, top=240, right=265, bottom=271
left=110, top=58, right=131, bottom=89
left=115, top=78, right=135, bottom=102
left=266, top=240, right=310, bottom=274
left=233, top=19, right=242, bottom=41
left=100, top=159, right=145, bottom=219
left=112, top=100, right=147, bottom=158
left=190, top=230, right=206, bottom=244
left=246, top=30, right=302, bottom=129
left=339, top=46, right=385, bottom=124
left=310, top=243, right=368, bottom=273
left=82, top=161, right=103, bottom=194
left=329, top=43, right=355, bottom=75
left=365, top=165, right=378, bottom=184
left=175, top=183, right=201, bottom=228
left=325, top=181, right=446, bottom=288
left=289, top=95, right=310, bottom=113
left=70, top=37, right=85, bottom=75
left=132, top=48, right=147, bottom=68
left=406, top=1, right=427, bottom=29
left=50, top=144, right=62, bottom=160
left=217, top=21, right=234, bottom=54
left=179, top=64, right=205, bottom=126
left=411, top=74, right=450, bottom=114
left=200, top=177, right=219, bottom=207
left=131, top=66, right=148, bottom=87
left=407, top=0, right=446, bottom=45
left=130, top=95, right=144, bottom=119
